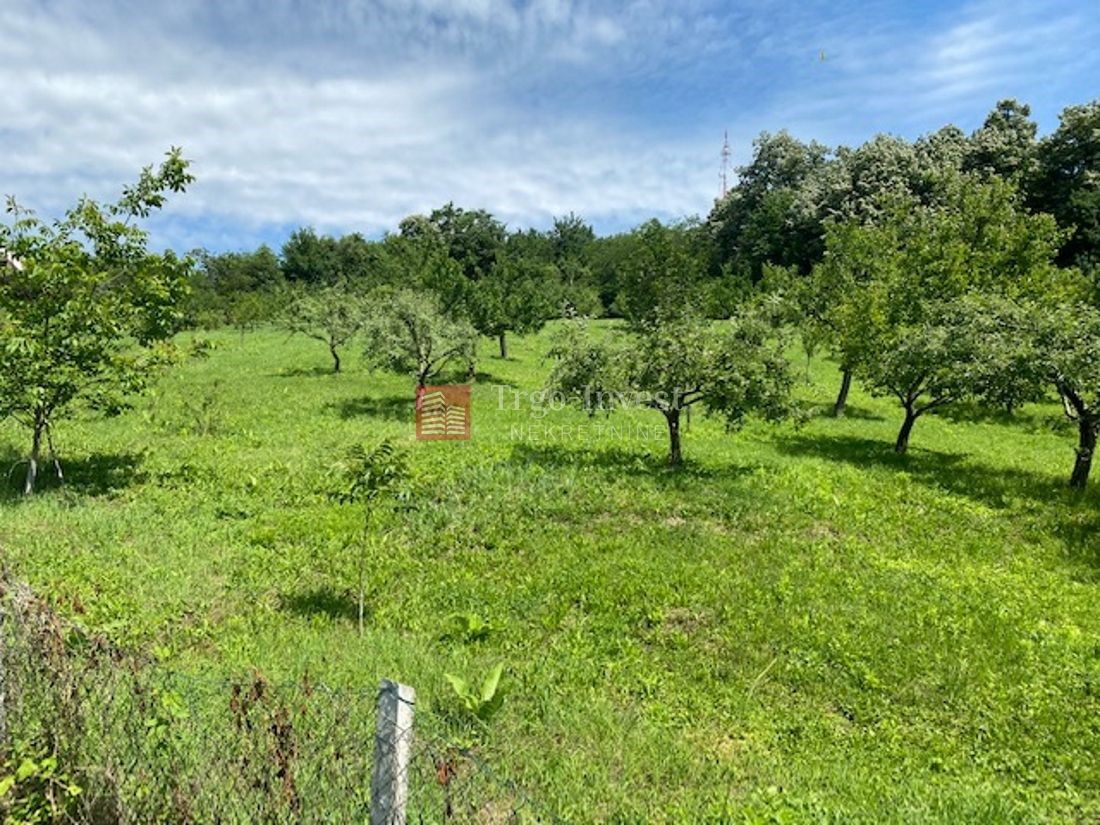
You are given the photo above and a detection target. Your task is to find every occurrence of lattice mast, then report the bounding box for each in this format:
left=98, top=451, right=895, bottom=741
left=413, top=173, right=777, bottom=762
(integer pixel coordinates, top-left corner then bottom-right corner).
left=719, top=130, right=731, bottom=200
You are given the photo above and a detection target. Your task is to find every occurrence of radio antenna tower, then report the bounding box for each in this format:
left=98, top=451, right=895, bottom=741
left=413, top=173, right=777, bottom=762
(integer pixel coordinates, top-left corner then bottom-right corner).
left=719, top=130, right=731, bottom=199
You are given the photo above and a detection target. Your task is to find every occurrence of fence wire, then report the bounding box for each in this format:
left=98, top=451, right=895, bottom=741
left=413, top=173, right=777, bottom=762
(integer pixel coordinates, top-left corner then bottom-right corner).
left=0, top=579, right=562, bottom=824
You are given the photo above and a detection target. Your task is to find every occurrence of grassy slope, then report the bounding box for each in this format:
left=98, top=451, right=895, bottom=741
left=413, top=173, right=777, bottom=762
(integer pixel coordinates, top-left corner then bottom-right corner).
left=1, top=325, right=1098, bottom=822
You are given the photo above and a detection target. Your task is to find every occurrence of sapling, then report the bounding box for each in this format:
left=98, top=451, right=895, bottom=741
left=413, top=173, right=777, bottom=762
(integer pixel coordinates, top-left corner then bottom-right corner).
left=331, top=440, right=412, bottom=634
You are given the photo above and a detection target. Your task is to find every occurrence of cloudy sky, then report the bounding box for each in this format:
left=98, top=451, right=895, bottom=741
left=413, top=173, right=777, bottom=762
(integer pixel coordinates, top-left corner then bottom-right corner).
left=1, top=0, right=1097, bottom=252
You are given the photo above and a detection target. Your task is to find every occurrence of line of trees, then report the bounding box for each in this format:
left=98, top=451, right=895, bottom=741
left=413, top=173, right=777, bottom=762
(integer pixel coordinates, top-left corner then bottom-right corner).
left=552, top=98, right=1100, bottom=482
left=2, top=98, right=1098, bottom=493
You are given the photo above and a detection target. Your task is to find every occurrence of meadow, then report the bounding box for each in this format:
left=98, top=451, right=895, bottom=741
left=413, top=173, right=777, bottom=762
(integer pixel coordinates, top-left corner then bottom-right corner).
left=1, top=324, right=1098, bottom=822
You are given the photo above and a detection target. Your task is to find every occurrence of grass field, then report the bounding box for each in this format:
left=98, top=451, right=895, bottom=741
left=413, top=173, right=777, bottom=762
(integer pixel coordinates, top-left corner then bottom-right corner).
left=1, top=324, right=1098, bottom=822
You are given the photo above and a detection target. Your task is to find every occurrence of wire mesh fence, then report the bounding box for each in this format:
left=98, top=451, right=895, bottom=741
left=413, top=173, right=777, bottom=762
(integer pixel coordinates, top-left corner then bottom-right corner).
left=0, top=578, right=562, bottom=824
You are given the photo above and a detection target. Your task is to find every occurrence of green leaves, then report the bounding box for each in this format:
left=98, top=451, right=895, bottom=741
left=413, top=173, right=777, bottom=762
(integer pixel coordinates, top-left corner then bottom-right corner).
left=281, top=282, right=366, bottom=372
left=442, top=611, right=498, bottom=643
left=362, top=288, right=477, bottom=386
left=810, top=171, right=1078, bottom=451
left=445, top=662, right=507, bottom=723
left=0, top=149, right=194, bottom=491
left=547, top=307, right=797, bottom=464
left=0, top=751, right=83, bottom=824
left=331, top=439, right=412, bottom=510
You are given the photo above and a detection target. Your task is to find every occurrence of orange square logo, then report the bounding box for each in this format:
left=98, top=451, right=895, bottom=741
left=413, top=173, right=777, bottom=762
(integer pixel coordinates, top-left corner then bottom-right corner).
left=416, top=385, right=471, bottom=440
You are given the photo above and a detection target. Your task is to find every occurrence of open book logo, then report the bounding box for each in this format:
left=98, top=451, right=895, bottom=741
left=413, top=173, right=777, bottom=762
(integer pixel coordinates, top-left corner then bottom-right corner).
left=416, top=385, right=471, bottom=440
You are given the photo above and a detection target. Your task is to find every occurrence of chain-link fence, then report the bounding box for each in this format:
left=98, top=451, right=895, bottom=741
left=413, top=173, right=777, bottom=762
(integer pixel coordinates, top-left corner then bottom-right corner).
left=0, top=578, right=562, bottom=824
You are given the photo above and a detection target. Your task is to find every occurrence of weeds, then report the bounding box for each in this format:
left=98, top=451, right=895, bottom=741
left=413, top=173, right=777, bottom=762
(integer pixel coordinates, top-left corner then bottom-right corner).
left=0, top=326, right=1097, bottom=821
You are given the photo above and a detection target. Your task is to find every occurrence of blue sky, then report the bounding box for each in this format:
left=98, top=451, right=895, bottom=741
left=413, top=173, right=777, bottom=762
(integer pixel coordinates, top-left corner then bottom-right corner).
left=1, top=0, right=1097, bottom=252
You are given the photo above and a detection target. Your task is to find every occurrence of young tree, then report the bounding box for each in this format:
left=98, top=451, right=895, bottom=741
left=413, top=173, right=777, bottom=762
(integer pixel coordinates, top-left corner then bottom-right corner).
left=858, top=299, right=1044, bottom=453
left=229, top=290, right=282, bottom=340
left=0, top=149, right=194, bottom=494
left=795, top=133, right=938, bottom=415
left=957, top=295, right=1100, bottom=489
left=547, top=309, right=795, bottom=466
left=282, top=283, right=365, bottom=373
left=363, top=289, right=477, bottom=387
left=801, top=217, right=888, bottom=417
left=331, top=439, right=412, bottom=634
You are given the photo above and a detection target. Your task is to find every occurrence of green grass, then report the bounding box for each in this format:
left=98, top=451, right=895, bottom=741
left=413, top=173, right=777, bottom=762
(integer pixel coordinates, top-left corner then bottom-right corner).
left=1, top=324, right=1099, bottom=822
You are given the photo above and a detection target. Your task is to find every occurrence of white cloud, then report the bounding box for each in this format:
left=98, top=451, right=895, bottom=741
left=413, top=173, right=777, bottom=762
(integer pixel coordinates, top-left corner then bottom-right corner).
left=0, top=0, right=1096, bottom=251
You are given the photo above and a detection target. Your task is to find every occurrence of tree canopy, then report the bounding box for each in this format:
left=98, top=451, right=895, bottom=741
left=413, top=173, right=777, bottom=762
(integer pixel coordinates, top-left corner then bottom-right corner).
left=0, top=148, right=195, bottom=493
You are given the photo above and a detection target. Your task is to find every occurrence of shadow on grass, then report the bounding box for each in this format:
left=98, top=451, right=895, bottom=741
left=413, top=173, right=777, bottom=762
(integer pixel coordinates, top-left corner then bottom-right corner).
left=1052, top=513, right=1100, bottom=570
left=933, top=400, right=1070, bottom=434
left=472, top=370, right=518, bottom=388
left=273, top=365, right=338, bottom=378
left=776, top=433, right=1100, bottom=568
left=776, top=434, right=1070, bottom=508
left=0, top=449, right=146, bottom=502
left=811, top=404, right=885, bottom=422
left=508, top=442, right=737, bottom=482
left=280, top=587, right=358, bottom=623
left=327, top=395, right=413, bottom=422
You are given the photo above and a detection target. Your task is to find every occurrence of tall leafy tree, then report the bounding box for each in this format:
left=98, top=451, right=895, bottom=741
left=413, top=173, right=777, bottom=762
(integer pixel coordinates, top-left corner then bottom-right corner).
left=190, top=245, right=284, bottom=327
left=282, top=283, right=366, bottom=373
left=1030, top=100, right=1100, bottom=273
left=363, top=289, right=477, bottom=387
left=548, top=309, right=794, bottom=466
left=549, top=213, right=595, bottom=261
left=380, top=228, right=469, bottom=312
left=0, top=149, right=195, bottom=494
left=709, top=131, right=829, bottom=281
left=614, top=220, right=711, bottom=323
left=281, top=227, right=341, bottom=285
left=818, top=173, right=1070, bottom=453
left=588, top=231, right=637, bottom=315
left=964, top=99, right=1038, bottom=182
left=402, top=203, right=506, bottom=283
left=335, top=232, right=388, bottom=286
left=815, top=134, right=921, bottom=223
left=549, top=213, right=601, bottom=315
left=472, top=255, right=560, bottom=358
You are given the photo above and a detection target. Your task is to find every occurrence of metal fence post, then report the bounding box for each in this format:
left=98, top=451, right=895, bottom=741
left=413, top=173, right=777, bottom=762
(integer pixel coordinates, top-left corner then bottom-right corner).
left=370, top=679, right=415, bottom=825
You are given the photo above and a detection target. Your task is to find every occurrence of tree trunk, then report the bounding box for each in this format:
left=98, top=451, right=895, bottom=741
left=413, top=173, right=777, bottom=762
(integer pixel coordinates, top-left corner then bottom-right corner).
left=357, top=551, right=365, bottom=636
left=665, top=408, right=683, bottom=467
left=330, top=343, right=341, bottom=374
left=498, top=332, right=508, bottom=359
left=833, top=368, right=853, bottom=418
left=45, top=424, right=64, bottom=486
left=24, top=419, right=44, bottom=496
left=1069, top=419, right=1097, bottom=491
left=895, top=407, right=918, bottom=455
